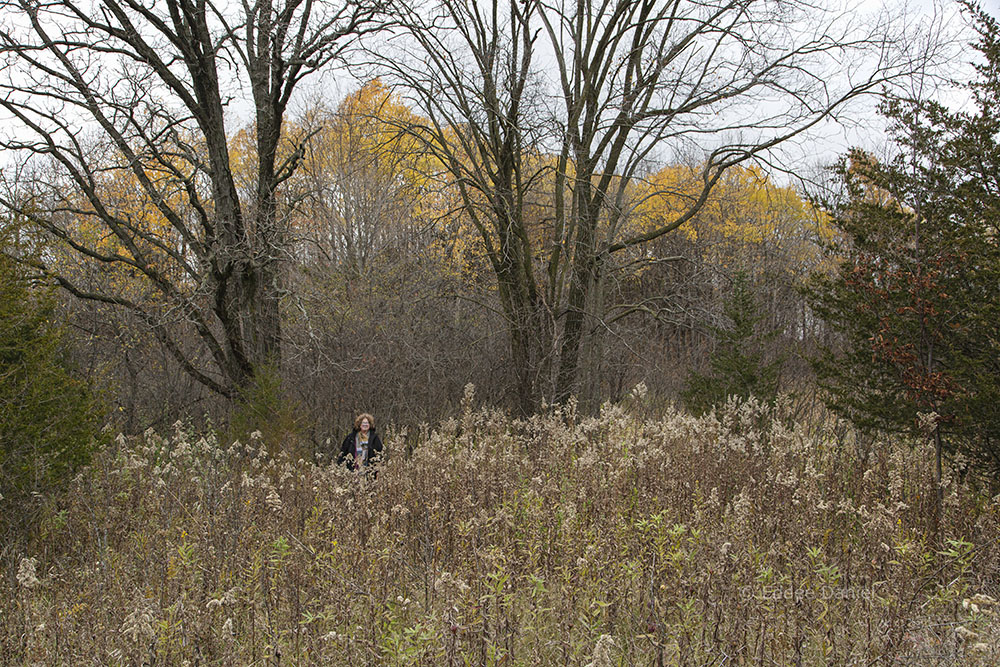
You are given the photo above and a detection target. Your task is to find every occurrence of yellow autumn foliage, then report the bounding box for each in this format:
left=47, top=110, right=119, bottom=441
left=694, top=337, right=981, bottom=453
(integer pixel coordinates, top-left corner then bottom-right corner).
left=56, top=148, right=203, bottom=303
left=631, top=163, right=834, bottom=274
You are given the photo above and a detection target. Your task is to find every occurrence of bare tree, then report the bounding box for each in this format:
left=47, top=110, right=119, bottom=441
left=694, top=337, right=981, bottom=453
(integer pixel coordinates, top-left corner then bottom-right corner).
left=374, top=0, right=945, bottom=412
left=0, top=0, right=384, bottom=398
left=369, top=0, right=553, bottom=414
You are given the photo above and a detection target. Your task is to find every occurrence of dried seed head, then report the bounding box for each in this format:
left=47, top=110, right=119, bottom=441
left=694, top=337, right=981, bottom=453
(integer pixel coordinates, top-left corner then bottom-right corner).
left=586, top=634, right=615, bottom=667
left=121, top=605, right=155, bottom=643
left=16, top=557, right=39, bottom=589
left=265, top=488, right=283, bottom=513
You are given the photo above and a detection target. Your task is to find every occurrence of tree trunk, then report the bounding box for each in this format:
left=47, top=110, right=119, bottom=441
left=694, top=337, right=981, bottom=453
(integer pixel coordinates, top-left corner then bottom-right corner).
left=554, top=189, right=603, bottom=404
left=932, top=423, right=943, bottom=545
left=496, top=245, right=546, bottom=415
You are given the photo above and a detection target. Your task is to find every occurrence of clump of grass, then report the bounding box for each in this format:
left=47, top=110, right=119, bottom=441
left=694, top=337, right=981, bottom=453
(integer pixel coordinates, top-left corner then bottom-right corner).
left=3, top=391, right=998, bottom=665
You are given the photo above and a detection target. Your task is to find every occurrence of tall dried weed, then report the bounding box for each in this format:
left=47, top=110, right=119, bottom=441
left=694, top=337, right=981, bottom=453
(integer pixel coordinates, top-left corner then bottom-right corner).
left=2, top=392, right=998, bottom=665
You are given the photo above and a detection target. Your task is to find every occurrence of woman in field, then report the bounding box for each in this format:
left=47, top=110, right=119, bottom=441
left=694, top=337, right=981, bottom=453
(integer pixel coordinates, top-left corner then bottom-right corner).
left=337, top=413, right=383, bottom=472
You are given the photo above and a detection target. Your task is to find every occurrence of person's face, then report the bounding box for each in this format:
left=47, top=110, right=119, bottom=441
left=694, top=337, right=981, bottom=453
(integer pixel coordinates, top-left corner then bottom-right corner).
left=360, top=418, right=370, bottom=433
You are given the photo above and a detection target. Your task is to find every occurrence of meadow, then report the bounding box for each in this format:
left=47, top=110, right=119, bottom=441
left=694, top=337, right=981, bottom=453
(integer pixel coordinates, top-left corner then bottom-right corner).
left=3, top=388, right=998, bottom=665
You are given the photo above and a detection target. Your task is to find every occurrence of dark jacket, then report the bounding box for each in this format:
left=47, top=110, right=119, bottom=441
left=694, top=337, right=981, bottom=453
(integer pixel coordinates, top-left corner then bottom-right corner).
left=336, top=427, right=383, bottom=471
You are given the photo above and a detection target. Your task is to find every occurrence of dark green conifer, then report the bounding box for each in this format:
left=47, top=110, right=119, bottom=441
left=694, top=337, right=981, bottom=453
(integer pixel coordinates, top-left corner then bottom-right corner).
left=806, top=1, right=1000, bottom=477
left=682, top=272, right=783, bottom=416
left=1, top=226, right=102, bottom=531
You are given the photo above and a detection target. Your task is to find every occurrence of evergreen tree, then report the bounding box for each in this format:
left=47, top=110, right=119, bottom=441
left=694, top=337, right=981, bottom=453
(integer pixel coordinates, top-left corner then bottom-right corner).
left=1, top=228, right=102, bottom=531
left=682, top=273, right=783, bottom=416
left=807, top=1, right=1000, bottom=477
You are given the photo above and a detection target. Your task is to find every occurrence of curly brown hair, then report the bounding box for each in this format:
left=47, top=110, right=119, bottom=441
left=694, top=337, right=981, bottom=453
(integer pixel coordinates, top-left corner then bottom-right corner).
left=354, top=413, right=375, bottom=431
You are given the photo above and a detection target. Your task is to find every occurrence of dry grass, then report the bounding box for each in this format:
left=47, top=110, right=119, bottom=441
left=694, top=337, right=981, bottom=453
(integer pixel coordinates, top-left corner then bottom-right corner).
left=3, top=388, right=999, bottom=665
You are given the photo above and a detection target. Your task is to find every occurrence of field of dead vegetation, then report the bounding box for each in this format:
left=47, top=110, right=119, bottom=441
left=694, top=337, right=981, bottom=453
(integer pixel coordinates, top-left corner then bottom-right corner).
left=3, top=389, right=999, bottom=665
